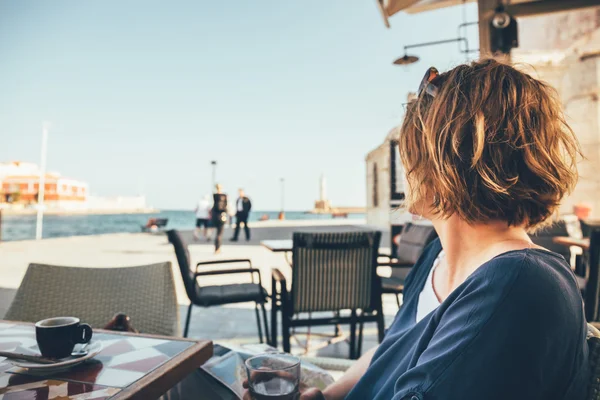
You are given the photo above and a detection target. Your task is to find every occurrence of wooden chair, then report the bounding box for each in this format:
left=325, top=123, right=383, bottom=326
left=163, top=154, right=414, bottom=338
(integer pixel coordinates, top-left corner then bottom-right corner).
left=271, top=231, right=383, bottom=359
left=5, top=262, right=179, bottom=336
left=378, top=223, right=438, bottom=307
left=167, top=229, right=269, bottom=341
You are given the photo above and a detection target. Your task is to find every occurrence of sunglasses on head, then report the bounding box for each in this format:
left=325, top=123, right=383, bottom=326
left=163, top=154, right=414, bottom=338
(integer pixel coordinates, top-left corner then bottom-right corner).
left=418, top=67, right=440, bottom=98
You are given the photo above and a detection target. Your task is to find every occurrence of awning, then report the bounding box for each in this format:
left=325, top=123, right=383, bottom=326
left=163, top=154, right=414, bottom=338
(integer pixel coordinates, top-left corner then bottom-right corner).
left=376, top=0, right=475, bottom=27
left=377, top=0, right=600, bottom=28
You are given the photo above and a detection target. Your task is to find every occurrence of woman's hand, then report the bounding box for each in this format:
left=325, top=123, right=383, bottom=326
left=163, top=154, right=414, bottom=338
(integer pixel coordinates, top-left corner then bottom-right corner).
left=242, top=379, right=327, bottom=400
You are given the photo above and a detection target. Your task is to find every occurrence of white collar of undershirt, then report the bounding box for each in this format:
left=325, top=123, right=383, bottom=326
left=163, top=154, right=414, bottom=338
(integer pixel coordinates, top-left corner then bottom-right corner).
left=416, top=250, right=445, bottom=323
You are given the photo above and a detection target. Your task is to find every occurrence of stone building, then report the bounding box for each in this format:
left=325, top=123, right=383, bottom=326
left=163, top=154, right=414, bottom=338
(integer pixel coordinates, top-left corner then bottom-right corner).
left=513, top=6, right=600, bottom=215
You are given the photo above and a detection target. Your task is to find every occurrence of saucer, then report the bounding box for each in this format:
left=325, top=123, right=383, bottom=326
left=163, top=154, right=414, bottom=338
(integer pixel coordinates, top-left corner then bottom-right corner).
left=8, top=341, right=103, bottom=374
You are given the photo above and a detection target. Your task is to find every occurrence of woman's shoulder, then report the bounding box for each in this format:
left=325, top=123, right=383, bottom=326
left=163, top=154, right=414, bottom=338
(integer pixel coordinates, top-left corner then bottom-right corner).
left=464, top=248, right=582, bottom=320
left=485, top=248, right=577, bottom=293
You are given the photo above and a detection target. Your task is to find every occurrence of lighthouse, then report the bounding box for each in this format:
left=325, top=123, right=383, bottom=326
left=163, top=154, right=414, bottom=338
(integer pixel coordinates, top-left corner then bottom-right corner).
left=320, top=174, right=327, bottom=202
left=314, top=174, right=331, bottom=212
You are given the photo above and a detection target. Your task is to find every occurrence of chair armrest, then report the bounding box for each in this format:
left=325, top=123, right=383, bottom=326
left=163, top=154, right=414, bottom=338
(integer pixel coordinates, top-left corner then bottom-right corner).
left=195, top=268, right=262, bottom=278
left=272, top=268, right=287, bottom=283
left=196, top=259, right=252, bottom=269
left=377, top=261, right=413, bottom=268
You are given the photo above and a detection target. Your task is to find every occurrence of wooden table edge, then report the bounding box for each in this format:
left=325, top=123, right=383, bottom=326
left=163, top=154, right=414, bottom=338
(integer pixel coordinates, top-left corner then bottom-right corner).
left=114, top=339, right=213, bottom=400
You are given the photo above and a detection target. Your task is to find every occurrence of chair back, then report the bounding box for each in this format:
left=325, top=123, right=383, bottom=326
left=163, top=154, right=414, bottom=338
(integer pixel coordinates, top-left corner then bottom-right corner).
left=585, top=227, right=600, bottom=322
left=167, top=229, right=197, bottom=302
left=531, top=220, right=571, bottom=262
left=291, top=231, right=381, bottom=314
left=582, top=220, right=592, bottom=238
left=155, top=218, right=169, bottom=228
left=5, top=262, right=179, bottom=336
left=390, top=223, right=437, bottom=280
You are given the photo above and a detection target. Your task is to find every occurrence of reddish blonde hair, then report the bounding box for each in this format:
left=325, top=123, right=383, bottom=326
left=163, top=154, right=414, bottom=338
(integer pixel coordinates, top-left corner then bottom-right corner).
left=399, top=59, right=580, bottom=228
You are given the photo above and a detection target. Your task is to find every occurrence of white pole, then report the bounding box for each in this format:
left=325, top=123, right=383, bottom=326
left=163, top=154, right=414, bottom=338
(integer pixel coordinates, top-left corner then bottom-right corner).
left=280, top=178, right=285, bottom=212
left=35, top=125, right=48, bottom=240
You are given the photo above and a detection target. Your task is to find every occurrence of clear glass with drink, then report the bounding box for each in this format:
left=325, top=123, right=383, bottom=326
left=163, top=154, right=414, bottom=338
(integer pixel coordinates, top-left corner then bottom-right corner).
left=245, top=353, right=301, bottom=400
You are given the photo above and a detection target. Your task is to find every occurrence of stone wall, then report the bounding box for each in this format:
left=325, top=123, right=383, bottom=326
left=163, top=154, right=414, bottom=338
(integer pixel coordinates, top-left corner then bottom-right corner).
left=514, top=7, right=600, bottom=217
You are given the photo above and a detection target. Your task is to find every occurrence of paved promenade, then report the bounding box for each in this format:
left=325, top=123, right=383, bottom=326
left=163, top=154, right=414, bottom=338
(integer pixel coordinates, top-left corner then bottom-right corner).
left=0, top=221, right=396, bottom=358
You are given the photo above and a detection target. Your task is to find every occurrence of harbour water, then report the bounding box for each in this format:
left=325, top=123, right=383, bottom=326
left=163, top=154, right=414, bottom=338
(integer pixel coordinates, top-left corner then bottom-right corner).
left=1, top=210, right=365, bottom=241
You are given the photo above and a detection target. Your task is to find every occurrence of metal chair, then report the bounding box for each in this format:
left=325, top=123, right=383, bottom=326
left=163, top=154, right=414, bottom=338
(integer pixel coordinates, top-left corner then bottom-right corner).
left=531, top=220, right=572, bottom=264
left=271, top=231, right=383, bottom=359
left=167, top=229, right=269, bottom=341
left=584, top=226, right=600, bottom=323
left=5, top=262, right=179, bottom=336
left=378, top=223, right=438, bottom=307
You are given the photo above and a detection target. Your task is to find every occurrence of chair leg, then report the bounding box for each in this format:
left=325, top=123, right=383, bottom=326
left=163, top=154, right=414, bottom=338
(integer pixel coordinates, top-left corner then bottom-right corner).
left=271, top=295, right=279, bottom=348
left=255, top=304, right=264, bottom=343
left=357, top=313, right=364, bottom=358
left=396, top=293, right=401, bottom=308
left=260, top=302, right=269, bottom=346
left=184, top=303, right=193, bottom=338
left=282, top=314, right=291, bottom=353
left=376, top=299, right=385, bottom=343
left=349, top=310, right=357, bottom=360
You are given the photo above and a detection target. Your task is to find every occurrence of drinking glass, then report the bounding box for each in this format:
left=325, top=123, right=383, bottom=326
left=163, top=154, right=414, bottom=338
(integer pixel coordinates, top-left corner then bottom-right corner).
left=245, top=353, right=301, bottom=400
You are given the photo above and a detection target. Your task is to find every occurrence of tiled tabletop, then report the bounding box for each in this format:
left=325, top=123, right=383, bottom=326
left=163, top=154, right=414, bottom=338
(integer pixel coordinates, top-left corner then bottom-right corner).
left=0, top=321, right=212, bottom=399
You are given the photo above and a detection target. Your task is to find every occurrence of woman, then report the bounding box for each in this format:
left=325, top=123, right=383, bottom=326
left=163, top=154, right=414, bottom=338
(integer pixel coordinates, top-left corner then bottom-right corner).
left=268, top=60, right=589, bottom=399
left=212, top=183, right=228, bottom=254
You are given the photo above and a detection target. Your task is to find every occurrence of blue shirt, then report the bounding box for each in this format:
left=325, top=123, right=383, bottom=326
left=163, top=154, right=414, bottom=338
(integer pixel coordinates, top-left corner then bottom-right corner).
left=347, top=239, right=589, bottom=400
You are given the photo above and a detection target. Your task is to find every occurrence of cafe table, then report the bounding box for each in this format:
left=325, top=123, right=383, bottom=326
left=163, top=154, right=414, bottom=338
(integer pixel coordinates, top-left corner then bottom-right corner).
left=0, top=320, right=212, bottom=400
left=261, top=240, right=293, bottom=266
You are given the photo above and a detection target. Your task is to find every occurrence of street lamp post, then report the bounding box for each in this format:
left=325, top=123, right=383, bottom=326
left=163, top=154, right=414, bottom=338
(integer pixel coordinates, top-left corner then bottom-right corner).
left=36, top=124, right=49, bottom=240
left=279, top=178, right=285, bottom=220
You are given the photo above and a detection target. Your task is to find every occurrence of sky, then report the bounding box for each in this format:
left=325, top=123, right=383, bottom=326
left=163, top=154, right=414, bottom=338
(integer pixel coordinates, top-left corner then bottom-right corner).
left=0, top=1, right=478, bottom=211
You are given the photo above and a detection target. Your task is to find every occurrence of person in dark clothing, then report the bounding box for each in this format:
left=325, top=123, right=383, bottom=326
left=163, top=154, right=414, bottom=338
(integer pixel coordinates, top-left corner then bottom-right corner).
left=243, top=60, right=588, bottom=400
left=211, top=184, right=228, bottom=254
left=231, top=188, right=252, bottom=241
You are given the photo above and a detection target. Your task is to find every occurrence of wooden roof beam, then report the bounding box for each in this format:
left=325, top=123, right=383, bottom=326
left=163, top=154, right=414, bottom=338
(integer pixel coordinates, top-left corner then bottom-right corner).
left=506, top=0, right=600, bottom=18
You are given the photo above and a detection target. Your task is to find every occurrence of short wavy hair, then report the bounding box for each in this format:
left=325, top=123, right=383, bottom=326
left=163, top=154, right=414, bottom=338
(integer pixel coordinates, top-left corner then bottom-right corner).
left=399, top=59, right=580, bottom=229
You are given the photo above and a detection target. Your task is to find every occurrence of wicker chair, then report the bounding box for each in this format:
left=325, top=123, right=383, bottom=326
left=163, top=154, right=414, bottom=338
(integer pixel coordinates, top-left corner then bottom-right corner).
left=271, top=231, right=383, bottom=360
left=4, top=262, right=179, bottom=336
left=378, top=223, right=438, bottom=307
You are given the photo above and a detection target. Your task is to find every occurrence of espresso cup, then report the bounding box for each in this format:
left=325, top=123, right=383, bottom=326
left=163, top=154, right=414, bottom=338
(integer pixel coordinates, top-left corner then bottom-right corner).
left=35, top=317, right=93, bottom=359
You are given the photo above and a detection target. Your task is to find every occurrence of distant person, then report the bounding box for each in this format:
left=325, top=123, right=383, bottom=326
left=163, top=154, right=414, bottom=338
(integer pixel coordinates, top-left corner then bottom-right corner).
left=211, top=184, right=228, bottom=254
left=193, top=194, right=212, bottom=241
left=231, top=188, right=252, bottom=241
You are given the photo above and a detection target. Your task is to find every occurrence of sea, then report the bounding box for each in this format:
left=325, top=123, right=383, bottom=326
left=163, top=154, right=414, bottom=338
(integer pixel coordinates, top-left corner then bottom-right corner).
left=1, top=210, right=366, bottom=242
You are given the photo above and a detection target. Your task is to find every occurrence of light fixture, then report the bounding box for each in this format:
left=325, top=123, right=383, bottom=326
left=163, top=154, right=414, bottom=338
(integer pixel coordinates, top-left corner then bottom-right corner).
left=490, top=5, right=518, bottom=54
left=393, top=35, right=477, bottom=66
left=393, top=54, right=419, bottom=65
